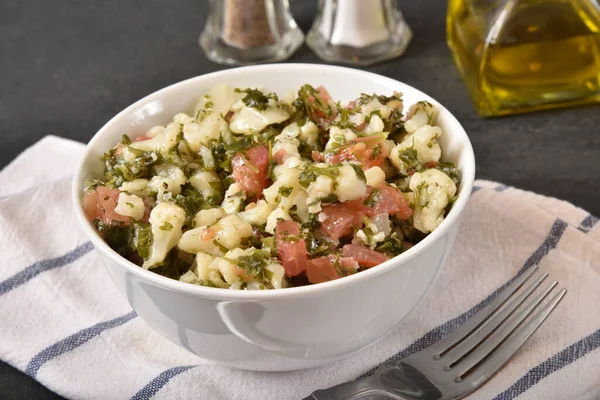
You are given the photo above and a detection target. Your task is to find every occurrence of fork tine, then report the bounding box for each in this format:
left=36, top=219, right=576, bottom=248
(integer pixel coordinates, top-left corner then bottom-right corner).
left=431, top=266, right=543, bottom=356
left=442, top=270, right=548, bottom=366
left=452, top=281, right=563, bottom=378
left=459, top=287, right=566, bottom=387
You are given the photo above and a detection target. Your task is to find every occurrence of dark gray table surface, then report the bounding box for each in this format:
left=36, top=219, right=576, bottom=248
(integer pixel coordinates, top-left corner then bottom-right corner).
left=1, top=0, right=599, bottom=398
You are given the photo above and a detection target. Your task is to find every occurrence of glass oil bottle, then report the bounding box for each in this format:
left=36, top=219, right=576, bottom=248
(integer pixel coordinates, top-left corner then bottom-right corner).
left=447, top=0, right=600, bottom=116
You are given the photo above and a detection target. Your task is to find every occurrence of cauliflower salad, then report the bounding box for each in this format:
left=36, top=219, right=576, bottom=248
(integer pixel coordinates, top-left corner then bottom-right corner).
left=83, top=84, right=461, bottom=290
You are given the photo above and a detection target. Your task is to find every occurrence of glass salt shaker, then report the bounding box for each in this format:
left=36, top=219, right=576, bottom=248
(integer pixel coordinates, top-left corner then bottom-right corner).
left=306, top=0, right=412, bottom=66
left=199, top=0, right=304, bottom=65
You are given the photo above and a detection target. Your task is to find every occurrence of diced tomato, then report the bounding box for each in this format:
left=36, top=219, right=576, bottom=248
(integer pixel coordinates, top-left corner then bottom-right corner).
left=231, top=145, right=270, bottom=199
left=275, top=220, right=308, bottom=277
left=311, top=151, right=325, bottom=162
left=423, top=161, right=438, bottom=168
left=306, top=255, right=359, bottom=284
left=83, top=186, right=131, bottom=225
left=326, top=143, right=386, bottom=170
left=341, top=244, right=389, bottom=268
left=273, top=149, right=287, bottom=165
left=307, top=86, right=337, bottom=127
left=348, top=185, right=413, bottom=220
left=319, top=203, right=364, bottom=241
left=306, top=256, right=339, bottom=284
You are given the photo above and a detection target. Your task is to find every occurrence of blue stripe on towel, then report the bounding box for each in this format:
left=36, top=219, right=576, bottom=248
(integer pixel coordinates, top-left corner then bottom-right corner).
left=577, top=214, right=599, bottom=233
left=26, top=311, right=137, bottom=378
left=130, top=366, right=196, bottom=400
left=0, top=241, right=93, bottom=296
left=493, top=328, right=600, bottom=400
left=357, top=218, right=568, bottom=379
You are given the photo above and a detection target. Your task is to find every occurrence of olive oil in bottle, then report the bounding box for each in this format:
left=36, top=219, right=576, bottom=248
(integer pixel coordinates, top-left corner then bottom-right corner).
left=447, top=0, right=600, bottom=116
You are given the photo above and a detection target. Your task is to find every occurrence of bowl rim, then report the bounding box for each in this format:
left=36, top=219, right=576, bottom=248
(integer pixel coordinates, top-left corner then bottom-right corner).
left=72, top=63, right=476, bottom=300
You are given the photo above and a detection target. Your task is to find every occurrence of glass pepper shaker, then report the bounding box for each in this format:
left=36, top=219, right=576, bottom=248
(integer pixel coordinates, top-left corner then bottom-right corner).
left=199, top=0, right=304, bottom=65
left=306, top=0, right=413, bottom=66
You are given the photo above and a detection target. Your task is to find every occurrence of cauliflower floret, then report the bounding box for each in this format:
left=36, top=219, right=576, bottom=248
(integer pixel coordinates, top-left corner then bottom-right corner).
left=199, top=145, right=215, bottom=170
left=306, top=175, right=334, bottom=205
left=147, top=164, right=187, bottom=201
left=280, top=122, right=300, bottom=139
left=238, top=200, right=274, bottom=225
left=334, top=163, right=368, bottom=202
left=405, top=101, right=437, bottom=133
left=130, top=121, right=180, bottom=155
left=409, top=169, right=457, bottom=233
left=178, top=215, right=253, bottom=256
left=208, top=256, right=242, bottom=286
left=185, top=85, right=243, bottom=151
left=146, top=125, right=165, bottom=138
left=119, top=179, right=149, bottom=196
left=355, top=219, right=386, bottom=249
left=263, top=158, right=303, bottom=209
left=173, top=113, right=195, bottom=124
left=364, top=166, right=386, bottom=188
left=143, top=202, right=186, bottom=269
left=360, top=99, right=392, bottom=119
left=193, top=252, right=217, bottom=280
left=389, top=125, right=442, bottom=175
left=363, top=114, right=385, bottom=134
left=265, top=206, right=292, bottom=235
left=272, top=136, right=300, bottom=162
left=229, top=106, right=290, bottom=135
left=271, top=156, right=306, bottom=182
left=298, top=120, right=319, bottom=146
left=266, top=262, right=286, bottom=289
left=193, top=207, right=226, bottom=228
left=114, top=193, right=145, bottom=220
left=189, top=170, right=221, bottom=200
left=222, top=183, right=245, bottom=215
left=349, top=112, right=365, bottom=128
left=325, top=126, right=357, bottom=152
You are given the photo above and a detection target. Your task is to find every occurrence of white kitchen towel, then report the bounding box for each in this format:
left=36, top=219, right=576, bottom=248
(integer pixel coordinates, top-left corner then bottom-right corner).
left=1, top=135, right=599, bottom=400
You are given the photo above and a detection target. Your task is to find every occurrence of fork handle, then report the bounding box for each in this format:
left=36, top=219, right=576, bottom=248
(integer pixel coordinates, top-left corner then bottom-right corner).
left=303, top=376, right=408, bottom=400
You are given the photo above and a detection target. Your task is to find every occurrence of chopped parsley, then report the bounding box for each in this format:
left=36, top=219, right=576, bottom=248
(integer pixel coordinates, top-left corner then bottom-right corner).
left=299, top=164, right=340, bottom=188
left=350, top=164, right=366, bottom=182
left=278, top=186, right=293, bottom=197
left=235, top=88, right=272, bottom=111
left=363, top=188, right=381, bottom=208
left=159, top=221, right=173, bottom=231
left=435, top=162, right=462, bottom=185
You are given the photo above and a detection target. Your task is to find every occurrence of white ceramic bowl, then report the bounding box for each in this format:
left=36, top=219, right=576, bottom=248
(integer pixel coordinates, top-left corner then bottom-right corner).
left=72, top=64, right=475, bottom=371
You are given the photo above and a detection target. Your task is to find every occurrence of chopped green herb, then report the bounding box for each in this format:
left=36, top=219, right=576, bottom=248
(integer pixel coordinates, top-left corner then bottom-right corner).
left=320, top=194, right=339, bottom=203
left=278, top=186, right=293, bottom=197
left=374, top=232, right=404, bottom=256
left=159, top=221, right=173, bottom=231
left=301, top=213, right=321, bottom=231
left=236, top=88, right=271, bottom=111
left=224, top=249, right=273, bottom=281
left=212, top=239, right=229, bottom=253
left=125, top=202, right=134, bottom=208
left=435, top=162, right=462, bottom=185
left=133, top=223, right=153, bottom=259
left=121, top=134, right=132, bottom=145
left=299, top=164, right=340, bottom=188
left=350, top=164, right=366, bottom=182
left=305, top=231, right=332, bottom=257
left=363, top=188, right=381, bottom=208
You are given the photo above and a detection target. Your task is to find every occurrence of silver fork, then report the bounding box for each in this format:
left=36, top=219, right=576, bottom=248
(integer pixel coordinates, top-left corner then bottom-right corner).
left=304, top=266, right=566, bottom=400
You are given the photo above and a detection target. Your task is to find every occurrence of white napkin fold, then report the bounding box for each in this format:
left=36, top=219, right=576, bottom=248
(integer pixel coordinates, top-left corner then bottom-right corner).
left=1, top=136, right=599, bottom=400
